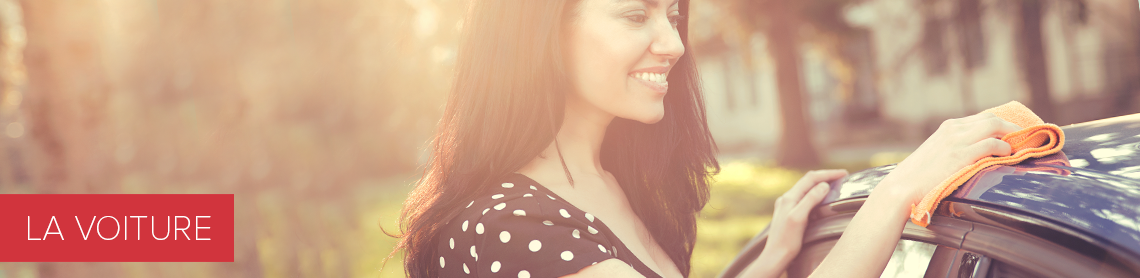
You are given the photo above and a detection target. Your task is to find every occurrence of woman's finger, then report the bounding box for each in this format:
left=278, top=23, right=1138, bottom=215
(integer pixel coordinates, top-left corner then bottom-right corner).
left=961, top=137, right=1013, bottom=162
left=782, top=169, right=847, bottom=203
left=787, top=182, right=830, bottom=225
left=772, top=193, right=793, bottom=222
left=965, top=117, right=1023, bottom=141
left=956, top=112, right=997, bottom=124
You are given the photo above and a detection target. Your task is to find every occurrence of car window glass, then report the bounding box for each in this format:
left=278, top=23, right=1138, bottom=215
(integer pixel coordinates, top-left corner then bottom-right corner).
left=985, top=259, right=1038, bottom=278
left=785, top=239, right=942, bottom=278
left=880, top=240, right=938, bottom=278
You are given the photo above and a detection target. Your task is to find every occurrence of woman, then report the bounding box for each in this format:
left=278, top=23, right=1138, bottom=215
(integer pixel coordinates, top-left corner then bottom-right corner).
left=391, top=0, right=1022, bottom=277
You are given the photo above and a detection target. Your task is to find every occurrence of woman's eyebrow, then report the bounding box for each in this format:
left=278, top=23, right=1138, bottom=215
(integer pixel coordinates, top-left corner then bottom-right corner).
left=619, top=0, right=679, bottom=8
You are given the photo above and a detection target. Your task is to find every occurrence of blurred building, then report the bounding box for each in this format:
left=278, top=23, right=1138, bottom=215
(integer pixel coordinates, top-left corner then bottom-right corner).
left=696, top=0, right=1140, bottom=158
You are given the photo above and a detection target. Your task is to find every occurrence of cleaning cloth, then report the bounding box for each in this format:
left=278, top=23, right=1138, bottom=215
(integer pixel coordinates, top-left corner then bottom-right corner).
left=910, top=101, right=1066, bottom=227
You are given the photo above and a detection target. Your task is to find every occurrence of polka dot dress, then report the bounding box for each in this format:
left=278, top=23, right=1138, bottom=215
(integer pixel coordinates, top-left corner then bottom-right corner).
left=435, top=173, right=664, bottom=278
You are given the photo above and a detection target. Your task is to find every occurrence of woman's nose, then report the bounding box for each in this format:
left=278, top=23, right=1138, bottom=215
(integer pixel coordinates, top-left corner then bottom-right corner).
left=649, top=18, right=685, bottom=60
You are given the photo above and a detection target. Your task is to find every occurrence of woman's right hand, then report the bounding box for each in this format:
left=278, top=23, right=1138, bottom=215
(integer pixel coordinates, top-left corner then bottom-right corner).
left=877, top=112, right=1022, bottom=214
left=805, top=112, right=1024, bottom=278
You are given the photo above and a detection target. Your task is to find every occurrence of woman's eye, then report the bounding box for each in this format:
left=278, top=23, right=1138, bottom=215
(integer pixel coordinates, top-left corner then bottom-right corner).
left=669, top=15, right=685, bottom=27
left=626, top=14, right=648, bottom=24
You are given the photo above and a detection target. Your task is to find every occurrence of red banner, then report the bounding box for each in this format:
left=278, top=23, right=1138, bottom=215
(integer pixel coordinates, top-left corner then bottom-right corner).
left=0, top=194, right=234, bottom=262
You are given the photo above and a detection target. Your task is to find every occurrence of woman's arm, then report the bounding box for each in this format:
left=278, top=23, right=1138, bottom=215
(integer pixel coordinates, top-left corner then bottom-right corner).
left=806, top=177, right=911, bottom=277
left=574, top=169, right=850, bottom=278
left=810, top=113, right=1022, bottom=277
left=739, top=169, right=849, bottom=278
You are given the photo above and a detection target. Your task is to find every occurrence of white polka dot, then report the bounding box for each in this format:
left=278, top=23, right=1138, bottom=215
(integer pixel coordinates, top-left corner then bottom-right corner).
left=513, top=209, right=526, bottom=216
left=502, top=182, right=514, bottom=188
left=519, top=270, right=531, bottom=278
left=547, top=195, right=556, bottom=200
left=529, top=240, right=542, bottom=252
left=612, top=246, right=618, bottom=256
left=462, top=220, right=468, bottom=232
left=440, top=256, right=446, bottom=268
left=463, top=263, right=470, bottom=274
left=449, top=238, right=454, bottom=249
left=598, top=244, right=607, bottom=252
left=476, top=223, right=484, bottom=234
left=482, top=208, right=490, bottom=215
left=588, top=226, right=598, bottom=234
left=561, top=250, right=574, bottom=261
left=542, top=220, right=553, bottom=226
left=523, top=193, right=533, bottom=197
left=559, top=209, right=571, bottom=218
left=494, top=203, right=507, bottom=210
left=500, top=231, right=511, bottom=243
left=530, top=185, right=537, bottom=190
left=492, top=194, right=505, bottom=199
left=572, top=229, right=580, bottom=239
left=585, top=213, right=594, bottom=222
left=491, top=261, right=502, bottom=273
left=470, top=245, right=477, bottom=258
left=467, top=201, right=474, bottom=208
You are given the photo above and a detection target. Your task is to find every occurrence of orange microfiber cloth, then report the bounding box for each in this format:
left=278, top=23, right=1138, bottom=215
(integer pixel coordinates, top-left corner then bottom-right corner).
left=910, top=101, right=1065, bottom=227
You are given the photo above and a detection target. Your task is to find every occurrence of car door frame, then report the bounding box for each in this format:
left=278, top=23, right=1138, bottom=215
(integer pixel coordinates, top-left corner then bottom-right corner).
left=718, top=198, right=1140, bottom=278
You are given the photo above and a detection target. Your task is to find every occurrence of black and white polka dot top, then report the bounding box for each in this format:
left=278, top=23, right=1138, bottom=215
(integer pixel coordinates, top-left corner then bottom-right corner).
left=435, top=173, right=665, bottom=278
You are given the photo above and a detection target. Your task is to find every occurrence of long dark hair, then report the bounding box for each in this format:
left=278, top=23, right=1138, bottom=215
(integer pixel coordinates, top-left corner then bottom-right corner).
left=389, top=0, right=718, bottom=277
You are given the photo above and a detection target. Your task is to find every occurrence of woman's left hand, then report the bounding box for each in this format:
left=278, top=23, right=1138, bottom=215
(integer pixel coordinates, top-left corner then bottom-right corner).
left=741, top=169, right=849, bottom=278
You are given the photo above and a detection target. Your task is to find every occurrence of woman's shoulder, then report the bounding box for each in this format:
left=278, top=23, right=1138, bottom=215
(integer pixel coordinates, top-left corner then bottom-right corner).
left=447, top=173, right=574, bottom=228
left=435, top=173, right=621, bottom=277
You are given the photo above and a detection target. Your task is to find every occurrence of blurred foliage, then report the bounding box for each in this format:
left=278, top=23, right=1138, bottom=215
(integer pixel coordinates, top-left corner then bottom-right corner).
left=1, top=0, right=462, bottom=277
left=703, top=161, right=803, bottom=219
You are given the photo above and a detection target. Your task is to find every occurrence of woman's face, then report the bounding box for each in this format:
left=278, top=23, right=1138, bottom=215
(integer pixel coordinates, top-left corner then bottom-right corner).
left=564, top=0, right=685, bottom=124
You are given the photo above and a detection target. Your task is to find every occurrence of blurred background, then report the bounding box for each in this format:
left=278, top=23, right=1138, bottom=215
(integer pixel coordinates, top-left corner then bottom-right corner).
left=0, top=0, right=1136, bottom=277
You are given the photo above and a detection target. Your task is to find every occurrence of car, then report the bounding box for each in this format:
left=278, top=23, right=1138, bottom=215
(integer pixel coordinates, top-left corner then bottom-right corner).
left=719, top=113, right=1140, bottom=278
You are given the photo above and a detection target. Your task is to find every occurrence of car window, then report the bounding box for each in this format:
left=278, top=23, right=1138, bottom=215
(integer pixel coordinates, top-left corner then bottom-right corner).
left=785, top=239, right=946, bottom=278
left=951, top=250, right=1048, bottom=278
left=983, top=259, right=1038, bottom=278
left=881, top=240, right=938, bottom=277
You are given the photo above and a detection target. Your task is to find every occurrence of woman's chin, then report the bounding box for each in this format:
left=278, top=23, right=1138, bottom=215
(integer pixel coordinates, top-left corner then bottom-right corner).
left=632, top=110, right=665, bottom=124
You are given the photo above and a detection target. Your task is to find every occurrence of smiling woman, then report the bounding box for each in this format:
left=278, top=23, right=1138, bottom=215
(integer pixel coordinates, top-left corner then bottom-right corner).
left=388, top=0, right=718, bottom=277
left=388, top=0, right=1027, bottom=277
left=563, top=0, right=685, bottom=124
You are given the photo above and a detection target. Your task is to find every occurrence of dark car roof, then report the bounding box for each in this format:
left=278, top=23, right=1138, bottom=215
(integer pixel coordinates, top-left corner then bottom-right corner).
left=821, top=113, right=1140, bottom=257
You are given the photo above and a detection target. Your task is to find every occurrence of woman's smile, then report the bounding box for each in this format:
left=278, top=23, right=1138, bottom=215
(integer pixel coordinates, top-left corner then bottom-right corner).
left=629, top=66, right=669, bottom=94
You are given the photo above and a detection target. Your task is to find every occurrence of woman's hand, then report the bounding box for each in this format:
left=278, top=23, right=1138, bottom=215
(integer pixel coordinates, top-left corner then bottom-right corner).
left=876, top=112, right=1022, bottom=209
left=740, top=169, right=848, bottom=278
left=808, top=113, right=1023, bottom=278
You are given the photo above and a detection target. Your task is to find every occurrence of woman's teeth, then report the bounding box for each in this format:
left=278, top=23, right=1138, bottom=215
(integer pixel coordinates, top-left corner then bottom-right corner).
left=632, top=72, right=667, bottom=84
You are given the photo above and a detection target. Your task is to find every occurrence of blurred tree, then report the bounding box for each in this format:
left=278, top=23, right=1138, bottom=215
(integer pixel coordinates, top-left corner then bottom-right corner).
left=953, top=0, right=985, bottom=113
left=1113, top=4, right=1140, bottom=115
left=901, top=0, right=1091, bottom=120
left=1015, top=0, right=1056, bottom=122
left=704, top=0, right=864, bottom=169
left=763, top=1, right=821, bottom=169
